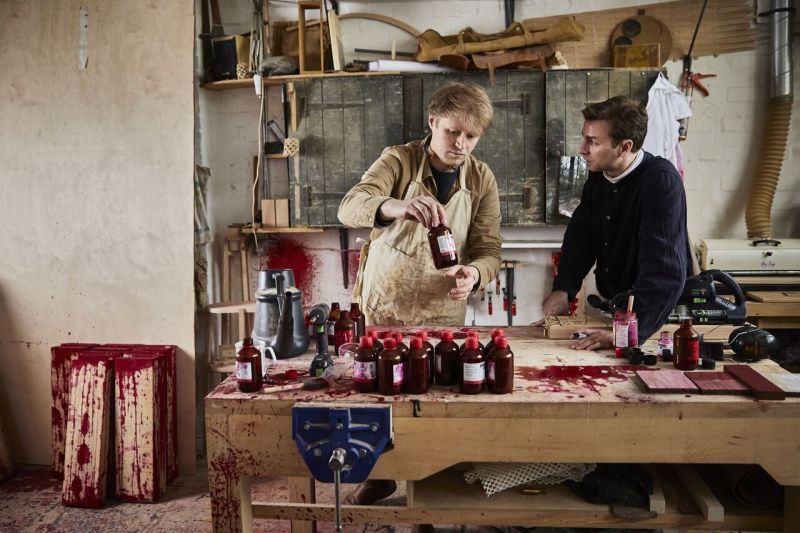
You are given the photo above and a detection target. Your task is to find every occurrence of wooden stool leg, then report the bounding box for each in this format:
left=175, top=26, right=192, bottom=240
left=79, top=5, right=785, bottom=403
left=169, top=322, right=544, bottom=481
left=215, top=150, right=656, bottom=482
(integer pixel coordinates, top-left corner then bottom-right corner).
left=222, top=243, right=233, bottom=343
left=240, top=247, right=250, bottom=302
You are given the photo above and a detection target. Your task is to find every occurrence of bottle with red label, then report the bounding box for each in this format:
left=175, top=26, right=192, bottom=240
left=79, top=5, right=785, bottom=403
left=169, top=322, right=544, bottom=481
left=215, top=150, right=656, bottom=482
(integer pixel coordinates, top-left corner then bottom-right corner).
left=236, top=337, right=263, bottom=393
left=434, top=329, right=460, bottom=386
left=428, top=224, right=458, bottom=269
left=488, top=336, right=514, bottom=394
left=377, top=337, right=403, bottom=395
left=327, top=302, right=341, bottom=347
left=349, top=302, right=366, bottom=341
left=673, top=317, right=700, bottom=370
left=415, top=330, right=435, bottom=386
left=353, top=335, right=378, bottom=393
left=406, top=337, right=431, bottom=394
left=334, top=310, right=356, bottom=356
left=460, top=336, right=485, bottom=394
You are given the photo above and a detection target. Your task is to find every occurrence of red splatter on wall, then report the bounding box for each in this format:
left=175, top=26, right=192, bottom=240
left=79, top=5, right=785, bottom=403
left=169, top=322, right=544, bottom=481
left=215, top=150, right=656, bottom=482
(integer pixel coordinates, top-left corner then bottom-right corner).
left=262, top=237, right=317, bottom=308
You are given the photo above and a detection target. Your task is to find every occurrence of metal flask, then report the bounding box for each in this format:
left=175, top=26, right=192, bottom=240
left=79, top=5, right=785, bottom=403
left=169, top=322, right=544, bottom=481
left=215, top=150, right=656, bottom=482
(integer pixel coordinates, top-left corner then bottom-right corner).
left=252, top=269, right=309, bottom=358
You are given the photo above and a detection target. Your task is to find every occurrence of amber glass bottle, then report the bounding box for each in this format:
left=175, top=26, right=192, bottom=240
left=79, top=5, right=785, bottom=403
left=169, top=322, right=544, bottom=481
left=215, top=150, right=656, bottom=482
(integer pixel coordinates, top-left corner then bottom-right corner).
left=377, top=337, right=403, bottom=395
left=406, top=337, right=431, bottom=394
left=327, top=302, right=341, bottom=347
left=484, top=328, right=504, bottom=357
left=415, top=330, right=435, bottom=386
left=673, top=317, right=700, bottom=370
left=428, top=224, right=458, bottom=269
left=236, top=337, right=263, bottom=393
left=368, top=330, right=383, bottom=352
left=393, top=332, right=409, bottom=375
left=334, top=310, right=356, bottom=356
left=460, top=336, right=485, bottom=394
left=349, top=302, right=366, bottom=340
left=488, top=336, right=514, bottom=394
left=353, top=335, right=378, bottom=393
left=434, top=330, right=460, bottom=386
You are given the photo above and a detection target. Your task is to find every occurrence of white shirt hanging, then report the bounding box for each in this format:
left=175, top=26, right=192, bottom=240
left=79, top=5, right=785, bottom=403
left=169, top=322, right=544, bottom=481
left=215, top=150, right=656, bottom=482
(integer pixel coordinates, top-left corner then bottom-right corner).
left=642, top=73, right=692, bottom=177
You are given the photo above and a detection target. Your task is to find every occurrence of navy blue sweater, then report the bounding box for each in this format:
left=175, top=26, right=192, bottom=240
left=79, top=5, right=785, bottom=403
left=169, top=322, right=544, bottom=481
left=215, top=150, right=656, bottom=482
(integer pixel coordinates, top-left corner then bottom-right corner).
left=553, top=152, right=691, bottom=342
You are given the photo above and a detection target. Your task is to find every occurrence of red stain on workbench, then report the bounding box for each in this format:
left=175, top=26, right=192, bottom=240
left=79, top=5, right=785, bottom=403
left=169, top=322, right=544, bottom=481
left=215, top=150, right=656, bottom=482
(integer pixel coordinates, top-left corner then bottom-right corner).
left=263, top=237, right=317, bottom=308
left=76, top=443, right=91, bottom=466
left=517, top=365, right=634, bottom=394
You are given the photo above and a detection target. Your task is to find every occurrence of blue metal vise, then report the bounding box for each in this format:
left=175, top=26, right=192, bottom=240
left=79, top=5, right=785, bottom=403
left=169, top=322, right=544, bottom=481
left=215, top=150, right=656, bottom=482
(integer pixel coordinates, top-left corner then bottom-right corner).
left=292, top=405, right=393, bottom=483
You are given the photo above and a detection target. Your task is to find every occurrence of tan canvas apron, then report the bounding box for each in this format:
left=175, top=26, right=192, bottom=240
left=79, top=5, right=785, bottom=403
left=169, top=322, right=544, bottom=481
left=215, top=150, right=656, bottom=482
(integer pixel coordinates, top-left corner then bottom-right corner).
left=353, top=148, right=472, bottom=326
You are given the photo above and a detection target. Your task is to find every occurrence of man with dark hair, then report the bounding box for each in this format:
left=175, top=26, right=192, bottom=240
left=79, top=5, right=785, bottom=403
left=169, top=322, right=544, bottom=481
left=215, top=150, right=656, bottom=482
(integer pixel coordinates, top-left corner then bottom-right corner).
left=541, top=95, right=691, bottom=349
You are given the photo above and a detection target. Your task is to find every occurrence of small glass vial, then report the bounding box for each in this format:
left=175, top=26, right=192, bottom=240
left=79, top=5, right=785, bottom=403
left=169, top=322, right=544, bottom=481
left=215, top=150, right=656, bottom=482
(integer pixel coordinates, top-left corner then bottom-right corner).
left=460, top=336, right=485, bottom=395
left=406, top=337, right=431, bottom=394
left=488, top=336, right=514, bottom=394
left=657, top=331, right=673, bottom=358
left=236, top=337, right=263, bottom=393
left=333, top=310, right=356, bottom=356
left=326, top=302, right=341, bottom=347
left=353, top=335, right=378, bottom=393
left=673, top=317, right=700, bottom=370
left=428, top=224, right=458, bottom=269
left=434, top=330, right=460, bottom=386
left=377, top=338, right=403, bottom=395
left=613, top=310, right=638, bottom=356
left=349, top=302, right=366, bottom=341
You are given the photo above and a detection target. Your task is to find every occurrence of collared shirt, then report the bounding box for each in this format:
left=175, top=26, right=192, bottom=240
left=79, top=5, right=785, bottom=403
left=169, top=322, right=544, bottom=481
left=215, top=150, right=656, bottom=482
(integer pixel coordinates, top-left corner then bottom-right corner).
left=338, top=138, right=502, bottom=288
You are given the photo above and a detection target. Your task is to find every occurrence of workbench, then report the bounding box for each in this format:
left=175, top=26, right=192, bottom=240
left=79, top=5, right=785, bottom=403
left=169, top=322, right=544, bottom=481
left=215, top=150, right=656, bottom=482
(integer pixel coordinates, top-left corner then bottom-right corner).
left=205, top=327, right=800, bottom=532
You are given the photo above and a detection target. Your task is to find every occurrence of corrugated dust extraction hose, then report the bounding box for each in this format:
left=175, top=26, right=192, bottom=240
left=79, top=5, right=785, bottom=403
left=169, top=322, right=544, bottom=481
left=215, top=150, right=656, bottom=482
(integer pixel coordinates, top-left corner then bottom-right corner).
left=745, top=95, right=794, bottom=240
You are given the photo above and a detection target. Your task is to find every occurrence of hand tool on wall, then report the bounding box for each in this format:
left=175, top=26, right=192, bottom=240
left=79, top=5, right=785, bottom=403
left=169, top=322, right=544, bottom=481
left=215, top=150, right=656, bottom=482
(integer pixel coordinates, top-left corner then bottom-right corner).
left=678, top=0, right=709, bottom=140
left=339, top=228, right=349, bottom=289
left=488, top=292, right=494, bottom=315
left=495, top=274, right=501, bottom=295
left=504, top=261, right=516, bottom=326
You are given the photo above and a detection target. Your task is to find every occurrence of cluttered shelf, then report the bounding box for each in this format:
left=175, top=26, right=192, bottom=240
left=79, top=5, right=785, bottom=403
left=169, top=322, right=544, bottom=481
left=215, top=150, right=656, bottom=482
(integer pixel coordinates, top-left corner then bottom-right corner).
left=200, top=70, right=402, bottom=90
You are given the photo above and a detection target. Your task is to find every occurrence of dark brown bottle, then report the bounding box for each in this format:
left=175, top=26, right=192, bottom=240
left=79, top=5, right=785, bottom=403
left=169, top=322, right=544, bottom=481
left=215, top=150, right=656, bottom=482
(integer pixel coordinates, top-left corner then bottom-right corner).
left=377, top=337, right=403, bottom=395
left=428, top=224, right=458, bottom=269
left=434, top=330, right=460, bottom=386
left=393, top=332, right=409, bottom=376
left=334, top=310, right=356, bottom=357
left=236, top=337, right=263, bottom=393
left=353, top=335, right=378, bottom=393
left=368, top=329, right=383, bottom=352
left=488, top=336, right=514, bottom=394
left=406, top=337, right=431, bottom=394
left=460, top=336, right=485, bottom=395
left=349, top=302, right=366, bottom=341
left=327, top=302, right=341, bottom=347
left=673, top=317, right=700, bottom=370
left=484, top=328, right=504, bottom=357
left=415, top=330, right=435, bottom=386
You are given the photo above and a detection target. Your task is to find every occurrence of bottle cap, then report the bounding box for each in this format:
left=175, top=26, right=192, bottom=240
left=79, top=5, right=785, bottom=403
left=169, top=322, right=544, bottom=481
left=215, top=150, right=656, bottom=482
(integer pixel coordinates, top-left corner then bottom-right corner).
left=442, top=330, right=454, bottom=342
left=393, top=332, right=404, bottom=342
left=415, top=330, right=428, bottom=341
left=410, top=337, right=423, bottom=349
left=382, top=338, right=397, bottom=350
left=491, top=328, right=503, bottom=338
left=494, top=337, right=509, bottom=349
left=359, top=336, right=373, bottom=348
left=465, top=337, right=479, bottom=350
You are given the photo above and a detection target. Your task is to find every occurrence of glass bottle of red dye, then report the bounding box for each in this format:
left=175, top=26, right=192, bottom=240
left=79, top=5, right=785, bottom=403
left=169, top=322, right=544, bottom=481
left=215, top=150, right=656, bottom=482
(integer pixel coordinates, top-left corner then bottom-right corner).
left=415, top=330, right=435, bottom=386
left=460, top=336, right=485, bottom=394
left=377, top=338, right=403, bottom=395
left=327, top=302, right=341, bottom=347
left=353, top=335, right=378, bottom=393
left=488, top=336, right=514, bottom=394
left=393, top=332, right=409, bottom=376
left=406, top=337, right=431, bottom=394
left=428, top=224, right=458, bottom=269
left=673, top=317, right=700, bottom=370
left=334, top=310, right=356, bottom=356
left=484, top=328, right=504, bottom=357
left=349, top=302, right=366, bottom=341
left=236, top=337, right=263, bottom=393
left=434, top=330, right=460, bottom=386
left=368, top=330, right=383, bottom=352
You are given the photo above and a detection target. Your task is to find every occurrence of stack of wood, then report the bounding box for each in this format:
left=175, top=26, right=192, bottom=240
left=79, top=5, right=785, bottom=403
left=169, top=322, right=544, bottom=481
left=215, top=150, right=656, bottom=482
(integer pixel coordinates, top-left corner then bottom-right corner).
left=51, top=343, right=177, bottom=508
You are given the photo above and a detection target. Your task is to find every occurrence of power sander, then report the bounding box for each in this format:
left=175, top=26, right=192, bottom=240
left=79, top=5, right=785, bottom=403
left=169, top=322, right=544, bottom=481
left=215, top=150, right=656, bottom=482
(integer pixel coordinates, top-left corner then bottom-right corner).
left=669, top=269, right=747, bottom=325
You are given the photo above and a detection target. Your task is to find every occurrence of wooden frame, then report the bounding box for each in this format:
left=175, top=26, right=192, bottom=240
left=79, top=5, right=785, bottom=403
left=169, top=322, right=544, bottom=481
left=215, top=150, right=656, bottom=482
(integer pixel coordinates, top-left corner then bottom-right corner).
left=297, top=1, right=324, bottom=74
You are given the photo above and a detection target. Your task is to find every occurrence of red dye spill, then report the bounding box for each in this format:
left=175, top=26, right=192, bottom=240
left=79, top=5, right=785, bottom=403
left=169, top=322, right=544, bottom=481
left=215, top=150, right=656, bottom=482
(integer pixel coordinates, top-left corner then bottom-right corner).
left=76, top=443, right=91, bottom=465
left=70, top=474, right=82, bottom=497
left=264, top=237, right=316, bottom=308
left=284, top=369, right=299, bottom=381
left=517, top=365, right=633, bottom=394
left=80, top=413, right=90, bottom=435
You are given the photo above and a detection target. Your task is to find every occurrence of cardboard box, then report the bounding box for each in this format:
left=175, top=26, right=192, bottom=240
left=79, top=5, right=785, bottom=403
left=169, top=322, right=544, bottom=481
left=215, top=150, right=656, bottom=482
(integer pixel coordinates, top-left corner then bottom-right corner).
left=261, top=199, right=290, bottom=228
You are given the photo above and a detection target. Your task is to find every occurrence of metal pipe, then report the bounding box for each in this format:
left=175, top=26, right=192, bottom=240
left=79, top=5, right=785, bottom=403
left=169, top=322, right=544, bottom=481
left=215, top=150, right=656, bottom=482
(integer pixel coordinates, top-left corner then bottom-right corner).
left=770, top=0, right=794, bottom=98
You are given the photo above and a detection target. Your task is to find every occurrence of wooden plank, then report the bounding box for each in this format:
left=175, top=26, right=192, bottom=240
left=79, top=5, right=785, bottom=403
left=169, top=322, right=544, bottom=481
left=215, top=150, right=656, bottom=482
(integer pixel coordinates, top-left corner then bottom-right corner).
left=289, top=477, right=317, bottom=533
left=725, top=365, right=787, bottom=401
left=635, top=370, right=699, bottom=393
left=322, top=78, right=345, bottom=225
left=673, top=465, right=724, bottom=522
left=747, top=291, right=800, bottom=303
left=484, top=72, right=509, bottom=223
left=364, top=76, right=386, bottom=168
left=384, top=75, right=404, bottom=148
left=686, top=371, right=750, bottom=395
left=290, top=81, right=309, bottom=226
left=644, top=465, right=666, bottom=515
left=544, top=70, right=566, bottom=223
left=342, top=77, right=365, bottom=194
left=115, top=354, right=167, bottom=502
left=564, top=70, right=587, bottom=156
left=608, top=70, right=631, bottom=97
left=402, top=75, right=424, bottom=142
left=524, top=71, right=546, bottom=224
left=761, top=372, right=800, bottom=396
left=585, top=69, right=609, bottom=104
left=62, top=354, right=115, bottom=508
left=505, top=72, right=526, bottom=224
left=304, top=79, right=325, bottom=226
left=629, top=70, right=655, bottom=103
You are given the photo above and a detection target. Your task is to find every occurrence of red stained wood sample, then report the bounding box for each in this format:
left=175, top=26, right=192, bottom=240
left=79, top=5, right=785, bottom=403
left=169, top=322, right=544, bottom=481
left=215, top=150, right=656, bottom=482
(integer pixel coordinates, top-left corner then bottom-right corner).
left=50, top=343, right=97, bottom=479
left=115, top=354, right=167, bottom=502
left=724, top=365, right=787, bottom=401
left=62, top=354, right=115, bottom=508
left=635, top=370, right=699, bottom=393
left=686, top=371, right=750, bottom=394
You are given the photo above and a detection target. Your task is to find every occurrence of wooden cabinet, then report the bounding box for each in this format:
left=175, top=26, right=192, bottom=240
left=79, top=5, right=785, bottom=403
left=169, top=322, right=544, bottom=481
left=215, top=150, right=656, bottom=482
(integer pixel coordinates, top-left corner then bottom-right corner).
left=289, top=69, right=658, bottom=228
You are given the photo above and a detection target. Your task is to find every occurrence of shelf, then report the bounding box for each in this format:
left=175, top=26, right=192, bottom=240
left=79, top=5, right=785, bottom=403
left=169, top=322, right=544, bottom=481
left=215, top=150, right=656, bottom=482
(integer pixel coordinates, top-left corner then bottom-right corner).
left=242, top=226, right=324, bottom=234
left=200, top=70, right=402, bottom=90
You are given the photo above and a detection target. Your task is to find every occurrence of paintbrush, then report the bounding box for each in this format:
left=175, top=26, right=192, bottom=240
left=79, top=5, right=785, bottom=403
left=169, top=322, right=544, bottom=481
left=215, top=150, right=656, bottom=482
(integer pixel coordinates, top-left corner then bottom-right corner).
left=627, top=294, right=634, bottom=314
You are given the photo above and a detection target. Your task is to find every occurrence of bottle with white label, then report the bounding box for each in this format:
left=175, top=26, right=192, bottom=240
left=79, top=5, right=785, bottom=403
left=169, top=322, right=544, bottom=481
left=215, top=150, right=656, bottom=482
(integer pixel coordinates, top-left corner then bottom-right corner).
left=377, top=338, right=403, bottom=395
left=428, top=224, right=458, bottom=269
left=460, top=336, right=485, bottom=395
left=353, top=335, right=378, bottom=393
left=236, top=337, right=263, bottom=393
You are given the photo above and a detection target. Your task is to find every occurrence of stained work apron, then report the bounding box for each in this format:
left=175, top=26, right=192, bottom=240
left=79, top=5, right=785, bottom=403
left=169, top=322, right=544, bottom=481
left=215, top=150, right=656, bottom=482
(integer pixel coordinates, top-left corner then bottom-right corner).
left=353, top=149, right=472, bottom=326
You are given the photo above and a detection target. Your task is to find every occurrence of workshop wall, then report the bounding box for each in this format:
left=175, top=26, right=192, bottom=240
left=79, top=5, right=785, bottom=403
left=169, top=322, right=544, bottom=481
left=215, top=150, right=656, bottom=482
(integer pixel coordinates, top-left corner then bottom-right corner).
left=199, top=0, right=799, bottom=326
left=0, top=1, right=196, bottom=471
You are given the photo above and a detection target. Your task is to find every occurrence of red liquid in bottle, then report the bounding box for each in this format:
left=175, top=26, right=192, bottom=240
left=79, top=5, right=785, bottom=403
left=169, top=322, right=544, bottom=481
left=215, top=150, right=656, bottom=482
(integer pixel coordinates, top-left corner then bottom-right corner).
left=434, top=330, right=460, bottom=386
left=488, top=336, right=514, bottom=394
left=406, top=337, right=431, bottom=394
left=415, top=330, right=435, bottom=386
left=377, top=337, right=403, bottom=395
left=236, top=337, right=263, bottom=393
left=673, top=317, right=700, bottom=370
left=428, top=224, right=458, bottom=269
left=334, top=310, right=356, bottom=356
left=460, top=336, right=485, bottom=395
left=353, top=335, right=378, bottom=393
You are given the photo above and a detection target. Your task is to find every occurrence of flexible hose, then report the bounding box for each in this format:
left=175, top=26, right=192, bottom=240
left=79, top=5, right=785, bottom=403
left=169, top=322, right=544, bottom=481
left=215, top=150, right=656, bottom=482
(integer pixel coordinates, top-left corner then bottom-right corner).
left=745, top=95, right=794, bottom=239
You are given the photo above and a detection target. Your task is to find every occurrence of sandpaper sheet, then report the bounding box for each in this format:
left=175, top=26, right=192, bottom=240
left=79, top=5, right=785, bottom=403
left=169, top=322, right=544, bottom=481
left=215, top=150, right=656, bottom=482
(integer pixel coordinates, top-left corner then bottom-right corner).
left=635, top=370, right=698, bottom=393
left=686, top=371, right=750, bottom=395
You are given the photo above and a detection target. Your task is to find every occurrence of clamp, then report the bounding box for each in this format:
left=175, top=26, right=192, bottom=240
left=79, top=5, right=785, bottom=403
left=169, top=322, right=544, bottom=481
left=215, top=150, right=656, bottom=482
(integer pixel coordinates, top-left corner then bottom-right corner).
left=680, top=72, right=717, bottom=97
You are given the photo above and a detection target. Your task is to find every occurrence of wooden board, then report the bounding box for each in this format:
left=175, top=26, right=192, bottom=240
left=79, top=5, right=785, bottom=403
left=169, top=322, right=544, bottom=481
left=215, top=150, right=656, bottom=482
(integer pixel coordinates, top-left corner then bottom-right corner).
left=724, top=365, right=786, bottom=401
left=761, top=372, right=800, bottom=396
left=635, top=370, right=699, bottom=393
left=746, top=290, right=800, bottom=303
left=686, top=371, right=750, bottom=395
left=673, top=465, right=724, bottom=522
